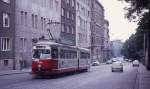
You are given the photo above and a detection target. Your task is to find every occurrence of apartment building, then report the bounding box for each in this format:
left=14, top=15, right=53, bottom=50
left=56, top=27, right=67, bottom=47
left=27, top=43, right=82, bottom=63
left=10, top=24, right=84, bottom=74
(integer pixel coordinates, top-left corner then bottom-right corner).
left=91, top=0, right=105, bottom=63
left=103, top=20, right=110, bottom=61
left=76, top=0, right=91, bottom=48
left=0, top=0, right=15, bottom=70
left=14, top=0, right=62, bottom=69
left=61, top=0, right=76, bottom=46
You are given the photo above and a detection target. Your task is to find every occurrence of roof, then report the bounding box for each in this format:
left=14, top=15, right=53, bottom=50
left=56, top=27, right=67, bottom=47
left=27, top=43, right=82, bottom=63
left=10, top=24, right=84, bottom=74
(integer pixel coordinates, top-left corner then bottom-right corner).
left=36, top=40, right=62, bottom=46
left=35, top=40, right=90, bottom=52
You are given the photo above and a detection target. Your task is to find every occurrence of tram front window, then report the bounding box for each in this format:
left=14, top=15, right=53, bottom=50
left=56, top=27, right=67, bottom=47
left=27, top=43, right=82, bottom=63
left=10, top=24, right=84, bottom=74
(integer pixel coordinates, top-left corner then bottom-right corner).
left=33, top=49, right=51, bottom=59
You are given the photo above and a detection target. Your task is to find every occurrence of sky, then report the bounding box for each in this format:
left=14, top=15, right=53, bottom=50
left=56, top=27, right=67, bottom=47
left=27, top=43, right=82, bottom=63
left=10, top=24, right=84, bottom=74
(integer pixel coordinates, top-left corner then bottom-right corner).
left=99, top=0, right=138, bottom=42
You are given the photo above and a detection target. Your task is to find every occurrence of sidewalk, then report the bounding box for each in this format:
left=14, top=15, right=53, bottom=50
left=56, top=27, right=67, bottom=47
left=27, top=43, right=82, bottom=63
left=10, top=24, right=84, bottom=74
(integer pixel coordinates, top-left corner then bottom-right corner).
left=138, top=64, right=150, bottom=89
left=0, top=68, right=31, bottom=76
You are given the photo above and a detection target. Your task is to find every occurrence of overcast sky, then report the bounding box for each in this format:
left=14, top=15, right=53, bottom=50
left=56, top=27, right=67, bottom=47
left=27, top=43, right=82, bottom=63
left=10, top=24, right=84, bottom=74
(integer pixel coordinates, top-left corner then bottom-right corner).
left=99, top=0, right=137, bottom=42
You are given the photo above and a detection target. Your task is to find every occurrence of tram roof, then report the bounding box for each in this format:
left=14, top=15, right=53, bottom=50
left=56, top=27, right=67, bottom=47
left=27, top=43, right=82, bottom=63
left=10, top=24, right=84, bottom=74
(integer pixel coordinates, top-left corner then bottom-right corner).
left=35, top=40, right=90, bottom=52
left=78, top=47, right=90, bottom=52
left=36, top=41, right=62, bottom=46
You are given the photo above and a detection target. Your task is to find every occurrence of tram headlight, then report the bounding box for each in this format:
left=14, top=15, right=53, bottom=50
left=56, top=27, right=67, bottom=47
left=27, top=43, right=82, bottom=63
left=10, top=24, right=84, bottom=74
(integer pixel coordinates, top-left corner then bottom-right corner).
left=38, top=64, right=41, bottom=68
left=38, top=64, right=42, bottom=71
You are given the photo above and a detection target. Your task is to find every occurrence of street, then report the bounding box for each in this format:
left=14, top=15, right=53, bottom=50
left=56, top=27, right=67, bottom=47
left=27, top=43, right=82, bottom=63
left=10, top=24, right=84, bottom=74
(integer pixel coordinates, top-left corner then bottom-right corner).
left=0, top=62, right=139, bottom=89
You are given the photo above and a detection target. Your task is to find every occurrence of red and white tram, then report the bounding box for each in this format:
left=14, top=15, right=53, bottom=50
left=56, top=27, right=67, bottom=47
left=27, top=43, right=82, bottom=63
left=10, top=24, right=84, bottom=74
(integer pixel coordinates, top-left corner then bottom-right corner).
left=32, top=40, right=90, bottom=76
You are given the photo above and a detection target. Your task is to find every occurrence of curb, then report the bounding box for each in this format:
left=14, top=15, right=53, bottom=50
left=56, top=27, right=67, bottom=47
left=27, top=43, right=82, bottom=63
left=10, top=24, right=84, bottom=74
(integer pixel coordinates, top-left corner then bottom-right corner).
left=0, top=71, right=31, bottom=76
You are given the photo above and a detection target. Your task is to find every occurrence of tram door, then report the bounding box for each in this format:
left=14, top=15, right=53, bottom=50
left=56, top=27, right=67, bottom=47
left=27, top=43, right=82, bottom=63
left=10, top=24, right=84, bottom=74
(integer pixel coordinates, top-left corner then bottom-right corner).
left=51, top=47, right=58, bottom=59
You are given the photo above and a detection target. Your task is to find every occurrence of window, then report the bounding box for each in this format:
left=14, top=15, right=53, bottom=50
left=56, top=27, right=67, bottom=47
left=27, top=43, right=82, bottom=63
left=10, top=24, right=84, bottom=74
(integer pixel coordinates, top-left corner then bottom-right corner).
left=67, top=11, right=69, bottom=18
left=41, top=0, right=46, bottom=7
left=2, top=0, right=10, bottom=3
left=32, top=14, right=34, bottom=28
left=4, top=60, right=8, bottom=66
left=35, top=15, right=38, bottom=29
left=55, top=0, right=59, bottom=10
left=49, top=0, right=53, bottom=8
left=61, top=8, right=65, bottom=16
left=31, top=14, right=38, bottom=29
left=72, top=14, right=74, bottom=20
left=51, top=47, right=58, bottom=59
left=25, top=12, right=27, bottom=26
left=72, top=0, right=75, bottom=7
left=41, top=17, right=44, bottom=30
left=66, top=0, right=69, bottom=4
left=20, top=38, right=26, bottom=52
left=61, top=24, right=65, bottom=32
left=72, top=27, right=75, bottom=34
left=67, top=25, right=70, bottom=33
left=20, top=11, right=24, bottom=25
left=0, top=38, right=11, bottom=51
left=60, top=49, right=77, bottom=59
left=43, top=18, right=46, bottom=30
left=3, top=13, right=10, bottom=28
left=80, top=52, right=90, bottom=59
left=77, top=3, right=79, bottom=10
left=69, top=26, right=72, bottom=33
left=88, top=11, right=90, bottom=17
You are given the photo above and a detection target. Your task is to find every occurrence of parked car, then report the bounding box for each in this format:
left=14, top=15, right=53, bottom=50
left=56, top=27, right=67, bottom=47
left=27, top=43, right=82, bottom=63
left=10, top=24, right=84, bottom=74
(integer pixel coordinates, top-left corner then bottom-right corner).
left=127, top=59, right=132, bottom=62
left=106, top=60, right=113, bottom=64
left=111, top=61, right=123, bottom=72
left=92, top=61, right=100, bottom=66
left=124, top=59, right=129, bottom=62
left=132, top=60, right=139, bottom=67
left=112, top=59, right=118, bottom=62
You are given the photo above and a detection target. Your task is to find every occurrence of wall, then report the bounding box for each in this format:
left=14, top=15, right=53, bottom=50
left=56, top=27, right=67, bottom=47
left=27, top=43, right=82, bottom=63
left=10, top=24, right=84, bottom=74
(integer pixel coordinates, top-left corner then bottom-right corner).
left=76, top=0, right=91, bottom=48
left=0, top=0, right=15, bottom=70
left=14, top=0, right=61, bottom=69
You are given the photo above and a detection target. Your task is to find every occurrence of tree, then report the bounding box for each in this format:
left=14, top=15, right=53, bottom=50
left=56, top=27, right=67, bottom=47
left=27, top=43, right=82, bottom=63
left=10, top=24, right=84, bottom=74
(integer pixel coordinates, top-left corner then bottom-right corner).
left=119, top=0, right=150, bottom=31
left=119, top=0, right=150, bottom=70
left=121, top=29, right=144, bottom=61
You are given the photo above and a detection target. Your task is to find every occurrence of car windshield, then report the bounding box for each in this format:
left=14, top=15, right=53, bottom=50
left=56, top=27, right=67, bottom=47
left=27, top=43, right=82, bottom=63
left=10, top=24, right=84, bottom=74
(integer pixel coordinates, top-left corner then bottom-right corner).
left=33, top=49, right=51, bottom=59
left=113, top=62, right=122, bottom=65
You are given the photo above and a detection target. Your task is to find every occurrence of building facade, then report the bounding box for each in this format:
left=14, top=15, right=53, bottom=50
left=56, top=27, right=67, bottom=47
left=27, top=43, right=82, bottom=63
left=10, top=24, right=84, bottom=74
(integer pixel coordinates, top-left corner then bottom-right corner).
left=110, top=40, right=123, bottom=58
left=61, top=0, right=76, bottom=46
left=91, top=0, right=105, bottom=63
left=13, top=0, right=76, bottom=70
left=0, top=0, right=16, bottom=70
left=76, top=0, right=91, bottom=48
left=0, top=0, right=107, bottom=70
left=14, top=0, right=61, bottom=69
left=103, top=20, right=110, bottom=61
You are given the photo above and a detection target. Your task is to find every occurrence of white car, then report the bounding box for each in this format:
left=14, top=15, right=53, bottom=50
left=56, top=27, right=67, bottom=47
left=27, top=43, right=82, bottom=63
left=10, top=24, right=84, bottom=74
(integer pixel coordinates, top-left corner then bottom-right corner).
left=111, top=61, right=123, bottom=72
left=132, top=60, right=139, bottom=67
left=106, top=60, right=113, bottom=64
left=92, top=61, right=100, bottom=66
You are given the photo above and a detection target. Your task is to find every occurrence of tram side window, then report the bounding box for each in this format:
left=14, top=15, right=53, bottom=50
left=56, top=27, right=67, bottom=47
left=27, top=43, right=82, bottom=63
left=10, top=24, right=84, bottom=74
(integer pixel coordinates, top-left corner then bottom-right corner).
left=80, top=52, right=90, bottom=59
left=87, top=53, right=90, bottom=59
left=60, top=50, right=64, bottom=58
left=72, top=51, right=77, bottom=59
left=51, top=48, right=58, bottom=59
left=60, top=49, right=77, bottom=59
left=33, top=50, right=40, bottom=59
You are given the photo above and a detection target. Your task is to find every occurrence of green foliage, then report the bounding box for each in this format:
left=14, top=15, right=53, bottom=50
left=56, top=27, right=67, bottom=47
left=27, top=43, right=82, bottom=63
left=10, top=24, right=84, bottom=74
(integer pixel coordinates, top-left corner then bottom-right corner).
left=121, top=29, right=144, bottom=60
left=118, top=0, right=150, bottom=21
left=119, top=0, right=150, bottom=31
left=119, top=0, right=149, bottom=61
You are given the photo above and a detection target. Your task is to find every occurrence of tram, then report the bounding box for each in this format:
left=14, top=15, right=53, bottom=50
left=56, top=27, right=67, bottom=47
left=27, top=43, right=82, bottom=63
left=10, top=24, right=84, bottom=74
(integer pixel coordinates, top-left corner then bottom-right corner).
left=32, top=40, right=90, bottom=76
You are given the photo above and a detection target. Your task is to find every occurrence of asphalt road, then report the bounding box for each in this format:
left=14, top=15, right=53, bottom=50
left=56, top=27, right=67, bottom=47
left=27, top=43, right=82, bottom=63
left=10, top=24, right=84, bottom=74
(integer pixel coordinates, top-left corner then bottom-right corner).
left=0, top=62, right=139, bottom=89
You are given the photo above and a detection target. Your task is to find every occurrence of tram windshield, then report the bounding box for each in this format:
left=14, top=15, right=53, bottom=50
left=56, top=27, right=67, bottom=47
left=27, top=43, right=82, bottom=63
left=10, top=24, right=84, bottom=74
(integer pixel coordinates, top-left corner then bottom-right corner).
left=33, top=49, right=51, bottom=59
